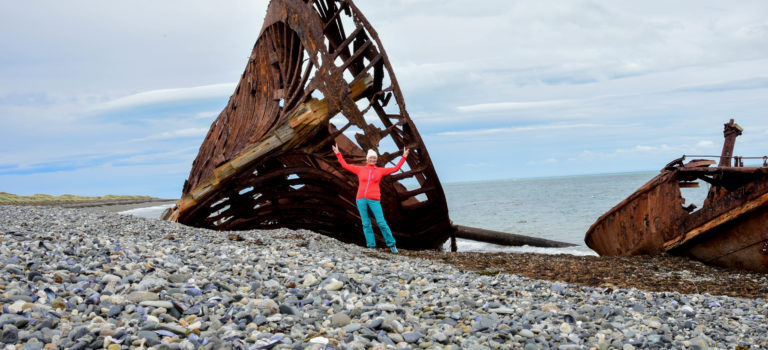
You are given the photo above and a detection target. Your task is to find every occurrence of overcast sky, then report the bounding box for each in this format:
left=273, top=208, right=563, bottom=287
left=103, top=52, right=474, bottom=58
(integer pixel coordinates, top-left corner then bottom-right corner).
left=1, top=0, right=767, bottom=198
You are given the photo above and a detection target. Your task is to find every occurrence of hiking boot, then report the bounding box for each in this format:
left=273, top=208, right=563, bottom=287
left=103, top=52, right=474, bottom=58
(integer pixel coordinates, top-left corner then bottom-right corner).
left=390, top=246, right=398, bottom=254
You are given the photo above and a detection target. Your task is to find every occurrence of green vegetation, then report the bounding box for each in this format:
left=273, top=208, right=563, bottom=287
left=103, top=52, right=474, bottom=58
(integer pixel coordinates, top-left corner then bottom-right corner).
left=0, top=192, right=155, bottom=204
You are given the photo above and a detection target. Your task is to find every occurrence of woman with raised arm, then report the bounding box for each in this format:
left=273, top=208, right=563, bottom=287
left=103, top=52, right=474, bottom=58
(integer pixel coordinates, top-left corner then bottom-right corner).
left=332, top=144, right=409, bottom=253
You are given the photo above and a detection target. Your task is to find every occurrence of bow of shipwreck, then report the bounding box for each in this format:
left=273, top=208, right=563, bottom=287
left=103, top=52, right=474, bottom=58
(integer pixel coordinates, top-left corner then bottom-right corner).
left=164, top=0, right=452, bottom=249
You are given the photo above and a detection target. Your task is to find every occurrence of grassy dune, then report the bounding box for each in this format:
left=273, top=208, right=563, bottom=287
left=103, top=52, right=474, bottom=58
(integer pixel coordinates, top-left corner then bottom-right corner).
left=0, top=192, right=156, bottom=205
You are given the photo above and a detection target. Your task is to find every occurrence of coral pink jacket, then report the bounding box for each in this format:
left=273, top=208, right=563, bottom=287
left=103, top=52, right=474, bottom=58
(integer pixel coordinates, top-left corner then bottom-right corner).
left=336, top=153, right=407, bottom=200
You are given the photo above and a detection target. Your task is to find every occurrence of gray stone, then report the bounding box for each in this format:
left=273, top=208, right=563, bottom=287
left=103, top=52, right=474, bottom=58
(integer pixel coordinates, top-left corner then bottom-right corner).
left=69, top=326, right=89, bottom=341
left=402, top=332, right=424, bottom=343
left=433, top=332, right=448, bottom=343
left=368, top=318, right=383, bottom=329
left=157, top=323, right=187, bottom=335
left=472, top=316, right=496, bottom=333
left=106, top=304, right=123, bottom=317
left=1, top=325, right=19, bottom=344
left=126, top=291, right=159, bottom=303
left=490, top=306, right=515, bottom=314
left=136, top=277, right=168, bottom=291
left=0, top=314, right=28, bottom=328
left=680, top=305, right=695, bottom=317
left=343, top=323, right=361, bottom=333
left=560, top=345, right=581, bottom=350
left=263, top=280, right=280, bottom=289
left=331, top=313, right=351, bottom=328
left=139, top=300, right=174, bottom=308
left=21, top=340, right=44, bottom=350
left=137, top=330, right=161, bottom=346
left=102, top=274, right=121, bottom=283
left=169, top=273, right=191, bottom=283
left=519, top=329, right=535, bottom=338
left=257, top=299, right=279, bottom=316
left=279, top=304, right=300, bottom=316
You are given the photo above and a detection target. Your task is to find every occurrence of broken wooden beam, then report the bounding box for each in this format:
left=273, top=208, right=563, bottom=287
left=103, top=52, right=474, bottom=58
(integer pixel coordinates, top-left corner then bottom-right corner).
left=165, top=75, right=373, bottom=222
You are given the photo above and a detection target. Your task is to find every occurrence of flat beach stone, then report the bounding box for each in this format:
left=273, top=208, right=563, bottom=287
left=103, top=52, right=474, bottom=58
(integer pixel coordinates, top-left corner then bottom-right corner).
left=519, top=329, right=535, bottom=338
left=402, top=332, right=424, bottom=343
left=126, top=291, right=159, bottom=303
left=343, top=323, right=361, bottom=333
left=330, top=313, right=351, bottom=328
left=322, top=279, right=343, bottom=291
left=137, top=330, right=160, bottom=346
left=136, top=277, right=167, bottom=291
left=139, top=300, right=174, bottom=309
left=102, top=274, right=121, bottom=283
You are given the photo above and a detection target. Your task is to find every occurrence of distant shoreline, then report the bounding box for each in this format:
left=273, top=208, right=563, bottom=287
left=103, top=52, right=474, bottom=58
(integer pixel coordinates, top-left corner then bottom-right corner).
left=443, top=169, right=658, bottom=186
left=1, top=198, right=177, bottom=213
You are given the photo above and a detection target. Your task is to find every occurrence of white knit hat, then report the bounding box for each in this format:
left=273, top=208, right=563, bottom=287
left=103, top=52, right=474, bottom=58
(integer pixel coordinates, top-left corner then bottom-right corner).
left=366, top=149, right=377, bottom=158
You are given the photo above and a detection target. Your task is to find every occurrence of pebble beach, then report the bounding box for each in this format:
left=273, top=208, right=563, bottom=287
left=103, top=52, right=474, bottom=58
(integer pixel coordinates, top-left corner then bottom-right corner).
left=1, top=205, right=766, bottom=349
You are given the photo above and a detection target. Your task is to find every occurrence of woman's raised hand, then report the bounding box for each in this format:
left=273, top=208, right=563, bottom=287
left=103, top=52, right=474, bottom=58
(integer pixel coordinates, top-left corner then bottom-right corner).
left=403, top=148, right=409, bottom=157
left=331, top=144, right=340, bottom=154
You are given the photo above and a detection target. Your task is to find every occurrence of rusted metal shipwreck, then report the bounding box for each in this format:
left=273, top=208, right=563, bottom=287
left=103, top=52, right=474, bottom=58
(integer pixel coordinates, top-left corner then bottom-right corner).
left=585, top=120, right=768, bottom=272
left=163, top=0, right=573, bottom=250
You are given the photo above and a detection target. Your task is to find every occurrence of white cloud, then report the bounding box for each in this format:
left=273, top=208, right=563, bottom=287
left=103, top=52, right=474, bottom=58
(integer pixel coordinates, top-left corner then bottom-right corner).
left=132, top=128, right=208, bottom=142
left=570, top=144, right=683, bottom=162
left=93, top=83, right=235, bottom=112
left=616, top=144, right=676, bottom=154
left=456, top=99, right=576, bottom=113
left=115, top=147, right=198, bottom=165
left=194, top=111, right=220, bottom=120
left=696, top=140, right=715, bottom=148
left=438, top=123, right=600, bottom=137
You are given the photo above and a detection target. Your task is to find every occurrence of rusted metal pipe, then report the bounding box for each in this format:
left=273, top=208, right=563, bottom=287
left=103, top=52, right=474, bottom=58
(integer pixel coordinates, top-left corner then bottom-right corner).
left=718, top=119, right=743, bottom=167
left=454, top=225, right=577, bottom=248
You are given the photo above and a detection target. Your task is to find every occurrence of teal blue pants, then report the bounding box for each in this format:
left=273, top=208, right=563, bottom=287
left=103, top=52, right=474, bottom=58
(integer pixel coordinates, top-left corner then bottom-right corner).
left=356, top=199, right=396, bottom=248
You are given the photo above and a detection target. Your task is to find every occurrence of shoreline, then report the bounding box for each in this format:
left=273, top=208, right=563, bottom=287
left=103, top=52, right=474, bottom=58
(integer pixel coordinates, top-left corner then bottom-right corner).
left=0, top=205, right=766, bottom=348
left=84, top=199, right=177, bottom=213
left=3, top=198, right=176, bottom=211
left=104, top=202, right=766, bottom=299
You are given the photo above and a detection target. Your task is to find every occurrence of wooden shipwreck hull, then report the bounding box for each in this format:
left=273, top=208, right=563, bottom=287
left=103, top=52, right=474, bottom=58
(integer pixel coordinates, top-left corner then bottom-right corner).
left=164, top=0, right=452, bottom=249
left=585, top=120, right=768, bottom=272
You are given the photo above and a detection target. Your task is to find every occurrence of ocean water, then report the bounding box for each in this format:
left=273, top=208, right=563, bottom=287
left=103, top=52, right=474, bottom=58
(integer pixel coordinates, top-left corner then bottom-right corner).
left=442, top=170, right=711, bottom=255
left=119, top=203, right=175, bottom=218
left=121, top=171, right=711, bottom=256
